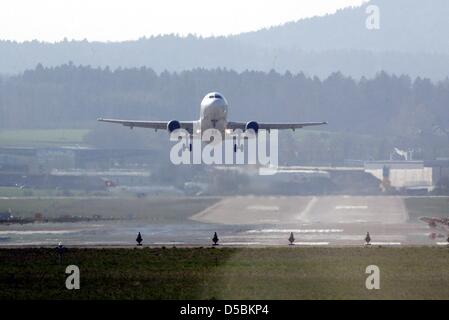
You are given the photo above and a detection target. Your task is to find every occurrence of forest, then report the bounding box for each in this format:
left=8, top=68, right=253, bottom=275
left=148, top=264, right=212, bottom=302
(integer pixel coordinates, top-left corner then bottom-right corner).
left=0, top=64, right=448, bottom=162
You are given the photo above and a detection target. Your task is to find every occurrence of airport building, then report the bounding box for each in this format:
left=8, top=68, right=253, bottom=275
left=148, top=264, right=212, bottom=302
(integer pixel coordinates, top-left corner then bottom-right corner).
left=0, top=146, right=157, bottom=190
left=364, top=159, right=449, bottom=193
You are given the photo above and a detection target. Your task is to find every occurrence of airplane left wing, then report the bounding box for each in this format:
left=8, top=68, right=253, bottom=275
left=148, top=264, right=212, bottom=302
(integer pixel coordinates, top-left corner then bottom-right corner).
left=97, top=118, right=195, bottom=132
left=227, top=121, right=327, bottom=131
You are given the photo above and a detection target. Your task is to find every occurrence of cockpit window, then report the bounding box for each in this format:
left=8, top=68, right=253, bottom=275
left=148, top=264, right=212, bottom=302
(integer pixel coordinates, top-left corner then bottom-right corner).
left=209, top=94, right=223, bottom=99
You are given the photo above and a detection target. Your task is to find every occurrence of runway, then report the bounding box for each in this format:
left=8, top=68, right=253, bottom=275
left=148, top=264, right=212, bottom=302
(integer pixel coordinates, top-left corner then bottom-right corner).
left=191, top=196, right=440, bottom=246
left=0, top=196, right=446, bottom=247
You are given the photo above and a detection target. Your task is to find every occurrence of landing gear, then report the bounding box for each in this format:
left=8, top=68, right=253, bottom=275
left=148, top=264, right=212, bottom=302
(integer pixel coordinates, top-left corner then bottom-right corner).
left=234, top=144, right=237, bottom=153
left=190, top=143, right=192, bottom=152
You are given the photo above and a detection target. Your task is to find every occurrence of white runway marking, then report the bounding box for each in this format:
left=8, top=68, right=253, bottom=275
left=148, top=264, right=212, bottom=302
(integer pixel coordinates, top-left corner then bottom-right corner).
left=222, top=242, right=264, bottom=246
left=335, top=206, right=368, bottom=210
left=0, top=230, right=83, bottom=235
left=297, top=196, right=318, bottom=221
left=153, top=242, right=185, bottom=245
left=370, top=242, right=402, bottom=246
left=246, top=229, right=344, bottom=234
left=293, top=242, right=329, bottom=246
left=247, top=206, right=280, bottom=211
left=260, top=219, right=280, bottom=223
left=189, top=200, right=224, bottom=221
left=0, top=242, right=54, bottom=246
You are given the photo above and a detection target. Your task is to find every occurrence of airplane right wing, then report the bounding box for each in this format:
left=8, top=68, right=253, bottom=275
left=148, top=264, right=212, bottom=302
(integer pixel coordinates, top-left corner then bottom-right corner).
left=227, top=121, right=327, bottom=131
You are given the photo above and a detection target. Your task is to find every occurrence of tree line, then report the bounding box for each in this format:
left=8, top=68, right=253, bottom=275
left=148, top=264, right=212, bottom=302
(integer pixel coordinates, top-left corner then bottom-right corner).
left=1, top=64, right=448, bottom=161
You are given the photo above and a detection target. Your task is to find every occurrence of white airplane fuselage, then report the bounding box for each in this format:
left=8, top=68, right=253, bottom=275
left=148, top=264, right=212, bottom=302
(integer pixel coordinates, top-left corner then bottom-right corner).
left=199, top=92, right=229, bottom=135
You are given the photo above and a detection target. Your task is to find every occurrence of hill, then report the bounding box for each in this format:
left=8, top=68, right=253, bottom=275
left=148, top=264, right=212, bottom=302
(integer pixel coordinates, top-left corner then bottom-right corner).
left=0, top=0, right=449, bottom=79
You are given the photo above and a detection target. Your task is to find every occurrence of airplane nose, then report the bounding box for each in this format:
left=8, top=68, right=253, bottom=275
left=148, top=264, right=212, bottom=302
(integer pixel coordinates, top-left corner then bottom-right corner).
left=210, top=98, right=224, bottom=106
left=209, top=99, right=227, bottom=111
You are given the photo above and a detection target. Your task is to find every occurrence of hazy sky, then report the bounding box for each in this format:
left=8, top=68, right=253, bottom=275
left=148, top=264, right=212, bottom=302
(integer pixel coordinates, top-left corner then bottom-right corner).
left=0, top=0, right=367, bottom=42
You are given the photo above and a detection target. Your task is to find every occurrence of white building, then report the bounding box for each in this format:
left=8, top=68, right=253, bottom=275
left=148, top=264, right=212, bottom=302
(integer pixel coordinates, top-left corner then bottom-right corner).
left=364, top=160, right=449, bottom=192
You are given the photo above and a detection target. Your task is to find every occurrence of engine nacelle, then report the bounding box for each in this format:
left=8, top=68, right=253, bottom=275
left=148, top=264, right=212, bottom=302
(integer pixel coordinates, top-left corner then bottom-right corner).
left=245, top=121, right=259, bottom=133
left=167, top=120, right=181, bottom=132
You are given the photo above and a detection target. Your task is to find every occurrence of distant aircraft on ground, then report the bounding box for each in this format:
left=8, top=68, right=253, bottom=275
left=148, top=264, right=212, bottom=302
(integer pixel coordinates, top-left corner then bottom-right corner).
left=419, top=217, right=449, bottom=239
left=98, top=92, right=327, bottom=150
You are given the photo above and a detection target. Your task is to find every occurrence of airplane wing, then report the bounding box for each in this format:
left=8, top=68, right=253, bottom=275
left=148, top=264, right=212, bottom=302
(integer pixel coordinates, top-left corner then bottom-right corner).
left=97, top=118, right=195, bottom=132
left=227, top=121, right=327, bottom=131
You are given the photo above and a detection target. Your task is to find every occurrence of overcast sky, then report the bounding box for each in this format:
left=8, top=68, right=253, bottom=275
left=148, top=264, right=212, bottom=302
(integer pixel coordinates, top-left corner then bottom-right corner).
left=0, top=0, right=367, bottom=42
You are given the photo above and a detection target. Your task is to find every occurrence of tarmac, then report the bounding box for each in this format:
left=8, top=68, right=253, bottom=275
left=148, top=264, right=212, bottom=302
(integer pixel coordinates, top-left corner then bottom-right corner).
left=190, top=196, right=440, bottom=246
left=0, top=196, right=446, bottom=247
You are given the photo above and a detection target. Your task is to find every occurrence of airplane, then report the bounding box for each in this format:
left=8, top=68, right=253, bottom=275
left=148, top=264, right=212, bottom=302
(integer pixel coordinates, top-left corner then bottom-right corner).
left=98, top=92, right=327, bottom=150
left=419, top=217, right=449, bottom=239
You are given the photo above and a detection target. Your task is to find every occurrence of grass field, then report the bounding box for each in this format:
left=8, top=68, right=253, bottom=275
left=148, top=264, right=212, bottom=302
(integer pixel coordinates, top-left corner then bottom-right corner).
left=0, top=187, right=91, bottom=198
left=0, top=197, right=219, bottom=222
left=0, top=129, right=89, bottom=146
left=1, top=247, right=449, bottom=300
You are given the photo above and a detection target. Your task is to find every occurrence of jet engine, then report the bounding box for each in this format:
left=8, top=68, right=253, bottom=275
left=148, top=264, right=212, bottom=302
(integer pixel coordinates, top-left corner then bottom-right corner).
left=167, top=120, right=181, bottom=132
left=245, top=121, right=259, bottom=133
